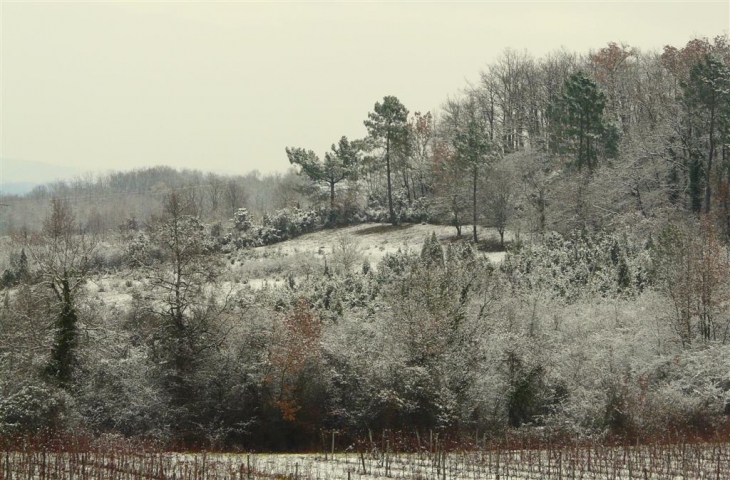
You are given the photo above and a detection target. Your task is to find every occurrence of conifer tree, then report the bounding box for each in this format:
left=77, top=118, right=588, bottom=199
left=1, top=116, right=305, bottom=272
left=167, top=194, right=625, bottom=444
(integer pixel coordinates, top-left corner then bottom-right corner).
left=549, top=71, right=610, bottom=171
left=682, top=54, right=730, bottom=213
left=364, top=96, right=410, bottom=225
left=25, top=198, right=95, bottom=387
left=286, top=136, right=359, bottom=208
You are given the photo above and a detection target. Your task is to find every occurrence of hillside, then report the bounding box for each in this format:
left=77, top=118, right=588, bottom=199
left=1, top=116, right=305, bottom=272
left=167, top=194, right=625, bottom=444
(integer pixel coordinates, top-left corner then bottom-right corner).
left=83, top=222, right=507, bottom=310
left=1, top=28, right=730, bottom=454
left=5, top=194, right=729, bottom=452
left=234, top=222, right=507, bottom=288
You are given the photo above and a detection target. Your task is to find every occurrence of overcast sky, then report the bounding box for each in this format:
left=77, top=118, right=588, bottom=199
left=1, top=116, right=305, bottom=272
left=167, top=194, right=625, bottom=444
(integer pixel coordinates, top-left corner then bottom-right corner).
left=1, top=1, right=728, bottom=183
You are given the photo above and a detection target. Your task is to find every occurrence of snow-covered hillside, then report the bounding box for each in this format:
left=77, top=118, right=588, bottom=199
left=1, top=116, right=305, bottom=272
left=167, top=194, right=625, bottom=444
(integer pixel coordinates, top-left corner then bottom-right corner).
left=227, top=222, right=508, bottom=289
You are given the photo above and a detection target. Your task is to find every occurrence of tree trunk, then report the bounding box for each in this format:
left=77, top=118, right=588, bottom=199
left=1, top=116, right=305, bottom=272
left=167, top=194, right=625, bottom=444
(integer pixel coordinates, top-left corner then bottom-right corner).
left=578, top=114, right=585, bottom=171
left=453, top=195, right=461, bottom=237
left=473, top=165, right=478, bottom=243
left=538, top=189, right=546, bottom=234
left=705, top=105, right=716, bottom=214
left=386, top=136, right=395, bottom=224
left=403, top=170, right=412, bottom=205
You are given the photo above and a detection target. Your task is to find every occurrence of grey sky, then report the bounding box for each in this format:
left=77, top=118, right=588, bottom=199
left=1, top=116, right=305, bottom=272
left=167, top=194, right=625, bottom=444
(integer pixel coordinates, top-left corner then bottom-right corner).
left=1, top=1, right=728, bottom=182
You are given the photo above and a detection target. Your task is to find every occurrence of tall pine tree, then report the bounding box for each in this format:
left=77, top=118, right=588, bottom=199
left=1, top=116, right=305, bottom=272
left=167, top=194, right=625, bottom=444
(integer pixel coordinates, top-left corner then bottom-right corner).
left=549, top=71, right=611, bottom=171
left=364, top=96, right=410, bottom=225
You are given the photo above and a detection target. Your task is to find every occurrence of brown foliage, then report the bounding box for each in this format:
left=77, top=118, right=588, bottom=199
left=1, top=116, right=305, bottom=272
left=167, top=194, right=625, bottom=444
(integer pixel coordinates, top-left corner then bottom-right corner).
left=266, top=298, right=322, bottom=422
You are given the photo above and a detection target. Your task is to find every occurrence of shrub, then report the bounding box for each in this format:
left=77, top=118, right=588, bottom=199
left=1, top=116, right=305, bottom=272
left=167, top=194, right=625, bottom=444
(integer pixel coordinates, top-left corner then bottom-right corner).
left=257, top=208, right=324, bottom=245
left=0, top=382, right=69, bottom=433
left=501, top=230, right=650, bottom=301
left=233, top=208, right=253, bottom=232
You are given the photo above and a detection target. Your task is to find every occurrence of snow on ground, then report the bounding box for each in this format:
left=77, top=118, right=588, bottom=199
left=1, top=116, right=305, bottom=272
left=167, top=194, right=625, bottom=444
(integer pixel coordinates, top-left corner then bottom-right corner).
left=76, top=223, right=509, bottom=299
left=229, top=223, right=508, bottom=289
left=214, top=447, right=730, bottom=479
left=7, top=445, right=729, bottom=479
left=255, top=222, right=506, bottom=265
left=84, top=275, right=138, bottom=309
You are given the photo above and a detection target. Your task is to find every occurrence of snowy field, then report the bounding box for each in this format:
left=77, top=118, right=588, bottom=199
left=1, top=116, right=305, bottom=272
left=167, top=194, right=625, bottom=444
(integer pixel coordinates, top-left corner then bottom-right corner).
left=4, top=442, right=730, bottom=479
left=250, top=222, right=507, bottom=264
left=2, top=223, right=508, bottom=304
left=230, top=222, right=508, bottom=289
left=70, top=222, right=509, bottom=312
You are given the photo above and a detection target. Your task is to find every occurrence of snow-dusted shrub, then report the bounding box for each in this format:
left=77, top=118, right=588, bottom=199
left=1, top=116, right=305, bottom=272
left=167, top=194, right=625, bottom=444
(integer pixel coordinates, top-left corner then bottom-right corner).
left=89, top=243, right=125, bottom=271
left=233, top=233, right=260, bottom=249
left=377, top=248, right=415, bottom=279
left=233, top=208, right=253, bottom=232
left=257, top=207, right=324, bottom=245
left=331, top=233, right=363, bottom=275
left=76, top=344, right=171, bottom=438
left=504, top=352, right=566, bottom=428
left=362, top=193, right=390, bottom=223
left=635, top=345, right=730, bottom=433
left=210, top=221, right=223, bottom=238
left=361, top=192, right=434, bottom=224
left=1, top=269, right=17, bottom=289
left=327, top=192, right=366, bottom=226
left=0, top=249, right=28, bottom=288
left=0, top=380, right=70, bottom=434
left=125, top=231, right=152, bottom=266
left=501, top=230, right=651, bottom=301
left=420, top=232, right=444, bottom=266
left=236, top=251, right=322, bottom=283
left=303, top=270, right=378, bottom=319
left=403, top=196, right=434, bottom=223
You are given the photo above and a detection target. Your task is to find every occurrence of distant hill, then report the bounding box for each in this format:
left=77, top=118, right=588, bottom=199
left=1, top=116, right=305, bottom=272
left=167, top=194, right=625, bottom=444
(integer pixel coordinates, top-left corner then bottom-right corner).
left=0, top=182, right=38, bottom=196
left=1, top=158, right=83, bottom=193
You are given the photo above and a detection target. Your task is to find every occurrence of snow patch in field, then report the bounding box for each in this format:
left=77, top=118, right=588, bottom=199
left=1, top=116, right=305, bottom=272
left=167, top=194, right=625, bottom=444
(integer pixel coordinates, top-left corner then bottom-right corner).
left=233, top=223, right=508, bottom=289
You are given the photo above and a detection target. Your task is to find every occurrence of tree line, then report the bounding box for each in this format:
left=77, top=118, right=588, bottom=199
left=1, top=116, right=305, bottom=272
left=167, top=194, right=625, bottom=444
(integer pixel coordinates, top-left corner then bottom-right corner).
left=284, top=35, right=730, bottom=243
left=2, top=36, right=728, bottom=249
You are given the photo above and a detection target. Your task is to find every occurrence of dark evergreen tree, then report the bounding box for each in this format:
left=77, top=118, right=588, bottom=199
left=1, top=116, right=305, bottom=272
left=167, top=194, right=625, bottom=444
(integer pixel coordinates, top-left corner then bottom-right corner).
left=682, top=53, right=730, bottom=213
left=17, top=249, right=28, bottom=281
left=46, top=278, right=79, bottom=386
left=25, top=198, right=95, bottom=388
left=549, top=71, right=611, bottom=171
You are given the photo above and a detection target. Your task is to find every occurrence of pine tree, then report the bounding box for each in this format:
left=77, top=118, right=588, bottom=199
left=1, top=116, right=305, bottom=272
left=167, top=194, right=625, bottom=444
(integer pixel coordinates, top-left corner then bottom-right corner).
left=549, top=71, right=610, bottom=171
left=24, top=198, right=95, bottom=387
left=364, top=96, right=410, bottom=225
left=286, top=136, right=359, bottom=208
